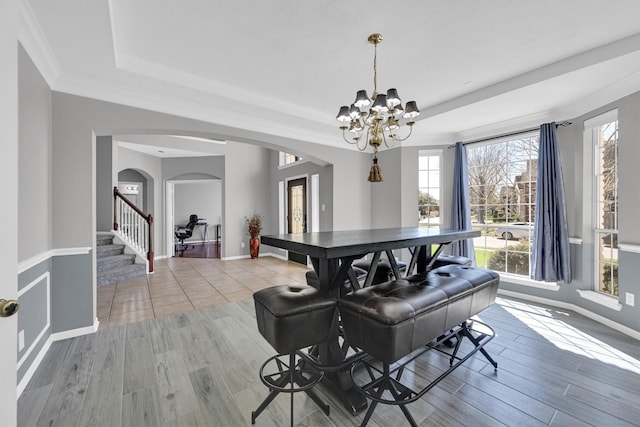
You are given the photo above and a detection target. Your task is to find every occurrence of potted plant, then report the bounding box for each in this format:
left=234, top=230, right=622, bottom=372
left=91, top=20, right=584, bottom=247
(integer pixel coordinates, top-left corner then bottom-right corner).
left=246, top=214, right=263, bottom=259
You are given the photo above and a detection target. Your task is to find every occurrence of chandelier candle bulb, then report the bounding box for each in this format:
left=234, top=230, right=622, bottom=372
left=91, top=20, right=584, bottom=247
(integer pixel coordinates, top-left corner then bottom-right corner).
left=336, top=33, right=420, bottom=181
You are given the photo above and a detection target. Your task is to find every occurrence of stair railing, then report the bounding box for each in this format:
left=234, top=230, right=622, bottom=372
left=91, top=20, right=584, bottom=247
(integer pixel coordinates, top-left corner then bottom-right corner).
left=113, top=187, right=154, bottom=272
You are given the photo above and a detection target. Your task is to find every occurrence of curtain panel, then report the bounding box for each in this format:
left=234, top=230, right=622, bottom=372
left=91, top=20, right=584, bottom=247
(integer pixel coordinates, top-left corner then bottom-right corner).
left=531, top=122, right=572, bottom=283
left=449, top=142, right=475, bottom=263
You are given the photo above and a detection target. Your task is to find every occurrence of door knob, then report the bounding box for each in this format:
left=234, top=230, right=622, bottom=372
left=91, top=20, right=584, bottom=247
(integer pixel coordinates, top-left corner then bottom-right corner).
left=0, top=299, right=19, bottom=317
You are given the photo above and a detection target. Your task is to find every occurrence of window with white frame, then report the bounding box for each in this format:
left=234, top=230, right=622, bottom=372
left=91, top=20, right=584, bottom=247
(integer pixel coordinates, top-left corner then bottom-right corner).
left=585, top=110, right=619, bottom=297
left=468, top=134, right=539, bottom=276
left=418, top=150, right=441, bottom=228
left=279, top=152, right=302, bottom=167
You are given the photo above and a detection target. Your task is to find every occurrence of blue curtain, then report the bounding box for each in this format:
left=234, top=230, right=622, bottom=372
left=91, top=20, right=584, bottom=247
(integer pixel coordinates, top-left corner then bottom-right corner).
left=531, top=122, right=572, bottom=283
left=449, top=142, right=475, bottom=264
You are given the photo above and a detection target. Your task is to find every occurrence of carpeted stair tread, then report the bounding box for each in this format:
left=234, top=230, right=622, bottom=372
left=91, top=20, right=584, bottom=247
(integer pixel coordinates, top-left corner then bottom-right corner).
left=97, top=253, right=136, bottom=272
left=97, top=263, right=146, bottom=287
left=97, top=243, right=126, bottom=257
left=96, top=235, right=115, bottom=246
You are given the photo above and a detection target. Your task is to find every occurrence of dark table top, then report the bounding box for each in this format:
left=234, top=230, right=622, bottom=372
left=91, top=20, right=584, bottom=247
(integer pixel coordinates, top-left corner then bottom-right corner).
left=261, top=227, right=480, bottom=260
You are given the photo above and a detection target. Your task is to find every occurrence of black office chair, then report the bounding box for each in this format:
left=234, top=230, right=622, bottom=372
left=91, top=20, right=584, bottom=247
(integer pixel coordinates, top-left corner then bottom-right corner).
left=175, top=214, right=199, bottom=252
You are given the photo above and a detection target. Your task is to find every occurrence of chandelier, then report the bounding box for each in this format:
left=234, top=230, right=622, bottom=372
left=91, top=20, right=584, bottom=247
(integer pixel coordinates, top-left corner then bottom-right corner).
left=336, top=33, right=420, bottom=182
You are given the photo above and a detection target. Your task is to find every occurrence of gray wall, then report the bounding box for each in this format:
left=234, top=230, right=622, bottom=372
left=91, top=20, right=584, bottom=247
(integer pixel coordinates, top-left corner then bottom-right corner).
left=18, top=45, right=52, bottom=262
left=96, top=135, right=115, bottom=232
left=370, top=149, right=403, bottom=229
left=223, top=143, right=272, bottom=258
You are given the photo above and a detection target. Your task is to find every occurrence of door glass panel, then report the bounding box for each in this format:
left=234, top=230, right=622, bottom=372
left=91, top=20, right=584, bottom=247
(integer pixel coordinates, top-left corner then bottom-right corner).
left=290, top=184, right=305, bottom=233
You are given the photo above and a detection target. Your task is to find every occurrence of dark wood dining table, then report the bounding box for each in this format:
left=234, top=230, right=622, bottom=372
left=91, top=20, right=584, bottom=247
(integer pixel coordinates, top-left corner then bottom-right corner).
left=261, top=227, right=480, bottom=414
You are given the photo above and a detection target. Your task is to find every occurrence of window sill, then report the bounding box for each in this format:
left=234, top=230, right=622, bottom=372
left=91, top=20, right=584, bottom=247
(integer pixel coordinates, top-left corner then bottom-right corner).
left=498, top=273, right=560, bottom=291
left=278, top=160, right=308, bottom=170
left=576, top=290, right=622, bottom=311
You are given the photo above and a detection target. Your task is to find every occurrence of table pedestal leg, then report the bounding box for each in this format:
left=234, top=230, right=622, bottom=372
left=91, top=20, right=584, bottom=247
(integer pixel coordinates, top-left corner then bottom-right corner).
left=314, top=257, right=369, bottom=415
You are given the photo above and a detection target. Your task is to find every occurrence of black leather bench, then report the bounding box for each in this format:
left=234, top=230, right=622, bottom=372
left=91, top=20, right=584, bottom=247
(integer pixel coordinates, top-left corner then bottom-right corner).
left=338, top=265, right=499, bottom=426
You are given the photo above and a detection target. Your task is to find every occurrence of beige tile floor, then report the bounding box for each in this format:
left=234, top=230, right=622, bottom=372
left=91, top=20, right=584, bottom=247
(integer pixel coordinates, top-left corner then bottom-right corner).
left=97, top=256, right=309, bottom=328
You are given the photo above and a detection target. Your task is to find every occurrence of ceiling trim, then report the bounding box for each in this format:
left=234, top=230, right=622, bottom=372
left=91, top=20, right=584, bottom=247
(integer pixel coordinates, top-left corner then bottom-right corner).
left=115, top=52, right=330, bottom=125
left=417, top=33, right=640, bottom=123
left=18, top=0, right=60, bottom=86
left=458, top=69, right=640, bottom=143
left=52, top=71, right=345, bottom=149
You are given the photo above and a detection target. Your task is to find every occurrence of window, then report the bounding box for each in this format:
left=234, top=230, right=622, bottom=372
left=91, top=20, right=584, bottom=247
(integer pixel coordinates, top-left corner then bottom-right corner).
left=468, top=134, right=539, bottom=276
left=278, top=152, right=303, bottom=167
left=586, top=111, right=619, bottom=297
left=418, top=150, right=441, bottom=228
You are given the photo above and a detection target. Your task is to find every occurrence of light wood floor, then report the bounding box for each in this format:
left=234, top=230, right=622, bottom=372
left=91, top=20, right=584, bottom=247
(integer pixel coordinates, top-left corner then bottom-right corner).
left=19, top=257, right=640, bottom=426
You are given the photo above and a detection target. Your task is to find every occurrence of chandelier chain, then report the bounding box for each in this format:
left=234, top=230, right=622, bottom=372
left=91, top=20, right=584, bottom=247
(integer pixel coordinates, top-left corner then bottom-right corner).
left=373, top=42, right=378, bottom=97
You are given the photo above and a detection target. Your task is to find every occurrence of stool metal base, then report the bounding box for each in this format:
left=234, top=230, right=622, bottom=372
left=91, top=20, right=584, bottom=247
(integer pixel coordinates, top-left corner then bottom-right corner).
left=350, top=320, right=496, bottom=427
left=251, top=352, right=330, bottom=426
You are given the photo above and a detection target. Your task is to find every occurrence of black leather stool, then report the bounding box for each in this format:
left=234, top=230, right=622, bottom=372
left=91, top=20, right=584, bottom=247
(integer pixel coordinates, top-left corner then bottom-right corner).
left=252, top=285, right=336, bottom=425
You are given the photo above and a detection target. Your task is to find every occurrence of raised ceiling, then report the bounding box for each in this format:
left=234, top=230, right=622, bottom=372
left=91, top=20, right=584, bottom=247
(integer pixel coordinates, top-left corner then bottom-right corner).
left=21, top=0, right=640, bottom=152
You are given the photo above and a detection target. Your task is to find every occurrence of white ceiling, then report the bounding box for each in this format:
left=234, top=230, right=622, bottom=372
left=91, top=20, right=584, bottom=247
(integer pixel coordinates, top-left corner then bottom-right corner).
left=21, top=0, right=640, bottom=155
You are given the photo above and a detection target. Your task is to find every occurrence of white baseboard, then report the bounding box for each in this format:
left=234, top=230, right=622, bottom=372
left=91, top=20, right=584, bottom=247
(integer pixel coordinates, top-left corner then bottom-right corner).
left=16, top=338, right=52, bottom=397
left=17, top=318, right=99, bottom=398
left=49, top=319, right=99, bottom=342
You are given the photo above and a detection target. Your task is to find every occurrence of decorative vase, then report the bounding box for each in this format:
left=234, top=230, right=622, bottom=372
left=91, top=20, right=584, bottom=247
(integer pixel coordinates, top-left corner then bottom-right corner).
left=250, top=237, right=260, bottom=259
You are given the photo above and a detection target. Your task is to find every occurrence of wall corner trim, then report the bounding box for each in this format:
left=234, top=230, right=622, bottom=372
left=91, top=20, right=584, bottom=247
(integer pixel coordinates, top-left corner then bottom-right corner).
left=18, top=247, right=92, bottom=274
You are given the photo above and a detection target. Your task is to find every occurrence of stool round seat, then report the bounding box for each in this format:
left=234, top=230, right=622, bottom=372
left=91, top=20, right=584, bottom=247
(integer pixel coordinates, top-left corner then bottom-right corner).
left=254, top=285, right=337, bottom=354
left=252, top=285, right=336, bottom=425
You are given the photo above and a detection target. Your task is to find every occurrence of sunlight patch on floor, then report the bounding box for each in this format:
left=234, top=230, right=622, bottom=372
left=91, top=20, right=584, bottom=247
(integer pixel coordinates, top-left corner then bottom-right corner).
left=496, top=297, right=640, bottom=375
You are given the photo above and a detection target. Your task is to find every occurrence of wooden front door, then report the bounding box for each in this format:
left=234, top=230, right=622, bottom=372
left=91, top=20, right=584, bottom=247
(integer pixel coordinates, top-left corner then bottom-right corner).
left=287, top=178, right=307, bottom=265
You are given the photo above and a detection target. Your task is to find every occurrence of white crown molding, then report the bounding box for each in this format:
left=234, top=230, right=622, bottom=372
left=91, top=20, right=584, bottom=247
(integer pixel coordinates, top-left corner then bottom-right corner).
left=429, top=69, right=639, bottom=146
left=18, top=0, right=60, bottom=86
left=415, top=34, right=640, bottom=145
left=418, top=33, right=640, bottom=124
left=115, top=52, right=331, bottom=125
left=449, top=111, right=553, bottom=143
left=553, top=69, right=640, bottom=120
left=53, top=72, right=345, bottom=150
